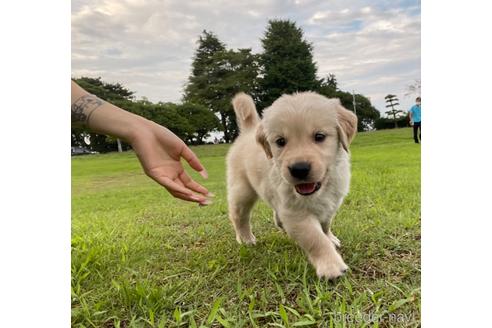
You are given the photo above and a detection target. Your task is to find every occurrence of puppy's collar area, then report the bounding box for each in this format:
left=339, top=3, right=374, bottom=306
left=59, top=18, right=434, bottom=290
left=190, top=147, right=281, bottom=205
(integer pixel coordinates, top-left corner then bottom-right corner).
left=294, top=182, right=321, bottom=196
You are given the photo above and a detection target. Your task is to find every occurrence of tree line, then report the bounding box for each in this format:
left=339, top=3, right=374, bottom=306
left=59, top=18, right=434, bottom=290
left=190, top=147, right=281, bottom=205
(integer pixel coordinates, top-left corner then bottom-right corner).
left=71, top=77, right=221, bottom=152
left=72, top=19, right=381, bottom=152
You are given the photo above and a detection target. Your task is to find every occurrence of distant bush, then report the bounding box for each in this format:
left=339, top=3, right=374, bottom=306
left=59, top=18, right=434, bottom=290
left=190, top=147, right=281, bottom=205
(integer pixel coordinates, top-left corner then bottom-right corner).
left=375, top=116, right=410, bottom=130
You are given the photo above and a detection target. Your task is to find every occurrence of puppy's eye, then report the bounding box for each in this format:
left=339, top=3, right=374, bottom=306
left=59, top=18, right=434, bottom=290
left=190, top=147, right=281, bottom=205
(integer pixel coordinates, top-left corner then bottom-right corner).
left=314, top=133, right=326, bottom=143
left=275, top=137, right=286, bottom=147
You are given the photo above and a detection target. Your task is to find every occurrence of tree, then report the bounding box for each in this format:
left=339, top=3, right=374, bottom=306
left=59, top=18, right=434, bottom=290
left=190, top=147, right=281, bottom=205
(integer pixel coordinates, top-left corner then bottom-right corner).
left=183, top=31, right=226, bottom=116
left=189, top=30, right=227, bottom=78
left=317, top=74, right=338, bottom=98
left=339, top=91, right=380, bottom=131
left=324, top=73, right=338, bottom=91
left=74, top=77, right=134, bottom=105
left=151, top=103, right=193, bottom=141
left=317, top=75, right=380, bottom=131
left=184, top=31, right=259, bottom=142
left=72, top=76, right=225, bottom=151
left=128, top=100, right=193, bottom=141
left=385, top=94, right=403, bottom=128
left=213, top=48, right=260, bottom=140
left=258, top=19, right=321, bottom=110
left=176, top=103, right=220, bottom=144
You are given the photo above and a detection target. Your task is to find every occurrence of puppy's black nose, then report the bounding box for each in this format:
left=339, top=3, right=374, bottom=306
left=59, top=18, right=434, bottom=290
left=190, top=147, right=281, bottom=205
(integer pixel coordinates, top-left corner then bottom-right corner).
left=289, top=162, right=311, bottom=180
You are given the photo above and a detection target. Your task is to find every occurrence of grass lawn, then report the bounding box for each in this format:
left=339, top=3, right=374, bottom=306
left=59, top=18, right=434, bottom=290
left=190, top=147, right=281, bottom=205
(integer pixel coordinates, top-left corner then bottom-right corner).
left=72, top=127, right=421, bottom=328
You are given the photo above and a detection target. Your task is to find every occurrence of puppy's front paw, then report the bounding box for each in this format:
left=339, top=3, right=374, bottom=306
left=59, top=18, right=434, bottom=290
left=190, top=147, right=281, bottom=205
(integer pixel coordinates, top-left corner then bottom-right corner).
left=235, top=232, right=256, bottom=245
left=312, top=253, right=348, bottom=280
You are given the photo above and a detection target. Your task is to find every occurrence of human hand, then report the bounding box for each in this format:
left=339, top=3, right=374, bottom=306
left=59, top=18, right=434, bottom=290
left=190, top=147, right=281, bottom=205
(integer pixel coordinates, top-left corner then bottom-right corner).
left=129, top=119, right=212, bottom=205
left=409, top=120, right=414, bottom=126
left=71, top=81, right=212, bottom=205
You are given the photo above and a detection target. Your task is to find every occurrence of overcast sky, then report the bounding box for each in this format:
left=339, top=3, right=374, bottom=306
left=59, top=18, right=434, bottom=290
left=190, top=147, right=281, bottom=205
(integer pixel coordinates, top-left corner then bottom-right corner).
left=72, top=0, right=420, bottom=114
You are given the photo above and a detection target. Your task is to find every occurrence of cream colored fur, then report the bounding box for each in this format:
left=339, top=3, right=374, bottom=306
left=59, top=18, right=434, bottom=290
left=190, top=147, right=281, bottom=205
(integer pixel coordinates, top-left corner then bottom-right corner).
left=226, top=92, right=357, bottom=279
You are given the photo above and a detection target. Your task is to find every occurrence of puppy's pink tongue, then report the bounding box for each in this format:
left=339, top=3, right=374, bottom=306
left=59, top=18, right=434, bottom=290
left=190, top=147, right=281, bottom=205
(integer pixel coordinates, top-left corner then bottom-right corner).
left=295, top=183, right=316, bottom=194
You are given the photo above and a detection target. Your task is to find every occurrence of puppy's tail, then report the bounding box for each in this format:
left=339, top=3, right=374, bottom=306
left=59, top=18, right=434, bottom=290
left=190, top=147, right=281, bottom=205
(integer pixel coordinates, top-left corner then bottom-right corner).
left=232, top=93, right=260, bottom=133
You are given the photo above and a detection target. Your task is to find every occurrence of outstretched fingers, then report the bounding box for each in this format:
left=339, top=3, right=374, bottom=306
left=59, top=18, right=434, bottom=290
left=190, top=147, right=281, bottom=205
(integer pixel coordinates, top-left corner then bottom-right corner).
left=181, top=145, right=208, bottom=179
left=179, top=171, right=210, bottom=196
left=152, top=175, right=206, bottom=204
left=172, top=191, right=206, bottom=203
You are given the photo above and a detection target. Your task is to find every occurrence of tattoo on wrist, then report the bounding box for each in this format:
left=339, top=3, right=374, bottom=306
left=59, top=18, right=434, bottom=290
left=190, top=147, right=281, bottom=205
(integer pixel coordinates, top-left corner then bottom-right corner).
left=71, top=94, right=103, bottom=125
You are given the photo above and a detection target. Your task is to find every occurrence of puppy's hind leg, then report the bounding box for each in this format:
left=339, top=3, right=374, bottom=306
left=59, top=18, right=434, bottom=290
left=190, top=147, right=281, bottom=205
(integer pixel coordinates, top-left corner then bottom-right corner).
left=228, top=181, right=258, bottom=245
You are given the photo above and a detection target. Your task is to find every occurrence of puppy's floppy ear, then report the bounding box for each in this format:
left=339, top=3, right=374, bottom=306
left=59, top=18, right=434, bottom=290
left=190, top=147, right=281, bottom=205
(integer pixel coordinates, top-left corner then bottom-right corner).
left=336, top=102, right=358, bottom=152
left=256, top=124, right=272, bottom=159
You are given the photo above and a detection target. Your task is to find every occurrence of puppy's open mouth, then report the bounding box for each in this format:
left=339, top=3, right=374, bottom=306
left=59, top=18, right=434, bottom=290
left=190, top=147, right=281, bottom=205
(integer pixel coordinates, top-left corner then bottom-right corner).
left=295, top=182, right=321, bottom=196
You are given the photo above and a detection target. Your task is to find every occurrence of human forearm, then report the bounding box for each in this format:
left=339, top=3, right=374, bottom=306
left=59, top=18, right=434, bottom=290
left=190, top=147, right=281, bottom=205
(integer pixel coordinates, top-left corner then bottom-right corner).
left=70, top=80, right=211, bottom=204
left=71, top=80, right=147, bottom=141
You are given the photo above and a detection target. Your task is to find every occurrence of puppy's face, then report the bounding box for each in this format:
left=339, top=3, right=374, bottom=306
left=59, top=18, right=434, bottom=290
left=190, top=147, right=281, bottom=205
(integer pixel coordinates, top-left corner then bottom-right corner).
left=257, top=92, right=357, bottom=196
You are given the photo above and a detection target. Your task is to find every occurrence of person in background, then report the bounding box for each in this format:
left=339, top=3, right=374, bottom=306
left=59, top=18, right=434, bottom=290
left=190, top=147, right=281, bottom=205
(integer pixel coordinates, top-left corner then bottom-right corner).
left=409, top=96, right=421, bottom=144
left=71, top=80, right=212, bottom=205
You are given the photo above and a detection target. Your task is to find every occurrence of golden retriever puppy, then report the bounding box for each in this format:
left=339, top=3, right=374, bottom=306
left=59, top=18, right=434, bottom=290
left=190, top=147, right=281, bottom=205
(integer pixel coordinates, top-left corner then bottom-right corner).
left=226, top=92, right=357, bottom=279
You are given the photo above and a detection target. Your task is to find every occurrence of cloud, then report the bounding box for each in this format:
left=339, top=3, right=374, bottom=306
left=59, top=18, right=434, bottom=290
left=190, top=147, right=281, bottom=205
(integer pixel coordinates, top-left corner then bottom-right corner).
left=72, top=0, right=420, bottom=112
left=308, top=4, right=420, bottom=111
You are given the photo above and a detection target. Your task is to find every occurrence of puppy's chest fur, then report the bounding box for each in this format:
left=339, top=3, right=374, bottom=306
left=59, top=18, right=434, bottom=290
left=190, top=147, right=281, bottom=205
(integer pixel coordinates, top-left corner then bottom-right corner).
left=259, top=151, right=351, bottom=225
